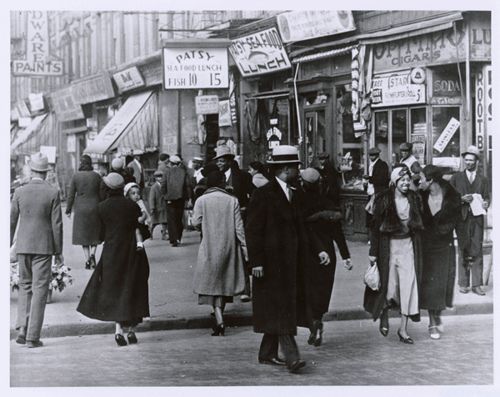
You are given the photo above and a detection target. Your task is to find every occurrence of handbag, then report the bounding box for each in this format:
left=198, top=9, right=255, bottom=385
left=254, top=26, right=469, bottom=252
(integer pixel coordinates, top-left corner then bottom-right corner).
left=364, top=263, right=380, bottom=291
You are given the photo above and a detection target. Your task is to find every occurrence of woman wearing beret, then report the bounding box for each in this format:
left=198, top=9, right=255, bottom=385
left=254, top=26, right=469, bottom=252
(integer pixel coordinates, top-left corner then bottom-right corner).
left=418, top=165, right=461, bottom=339
left=77, top=172, right=150, bottom=347
left=364, top=166, right=424, bottom=344
left=300, top=168, right=351, bottom=346
left=66, top=155, right=102, bottom=269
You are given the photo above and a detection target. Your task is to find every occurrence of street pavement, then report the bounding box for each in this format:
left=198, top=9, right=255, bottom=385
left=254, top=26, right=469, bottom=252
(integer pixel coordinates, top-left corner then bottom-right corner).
left=10, top=314, right=493, bottom=386
left=9, top=204, right=494, bottom=339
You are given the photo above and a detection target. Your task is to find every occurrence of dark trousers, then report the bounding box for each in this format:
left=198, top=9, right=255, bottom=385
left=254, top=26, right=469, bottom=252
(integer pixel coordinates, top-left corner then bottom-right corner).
left=458, top=248, right=483, bottom=288
left=258, top=334, right=300, bottom=366
left=16, top=254, right=52, bottom=342
left=456, top=215, right=484, bottom=287
left=166, top=199, right=185, bottom=243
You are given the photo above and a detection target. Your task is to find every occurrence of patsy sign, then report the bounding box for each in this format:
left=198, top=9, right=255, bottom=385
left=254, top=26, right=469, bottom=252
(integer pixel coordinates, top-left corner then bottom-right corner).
left=163, top=47, right=228, bottom=89
left=229, top=28, right=291, bottom=77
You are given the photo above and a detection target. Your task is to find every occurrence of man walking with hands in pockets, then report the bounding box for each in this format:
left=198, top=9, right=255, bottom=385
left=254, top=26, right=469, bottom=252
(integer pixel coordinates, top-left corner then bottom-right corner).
left=10, top=152, right=63, bottom=348
left=246, top=145, right=330, bottom=374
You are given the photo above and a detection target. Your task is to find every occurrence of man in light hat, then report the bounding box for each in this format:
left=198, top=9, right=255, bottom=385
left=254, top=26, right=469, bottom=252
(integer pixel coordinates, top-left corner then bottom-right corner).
left=10, top=152, right=63, bottom=348
left=399, top=142, right=422, bottom=190
left=191, top=156, right=204, bottom=184
left=246, top=145, right=330, bottom=373
left=161, top=155, right=192, bottom=246
left=450, top=145, right=490, bottom=295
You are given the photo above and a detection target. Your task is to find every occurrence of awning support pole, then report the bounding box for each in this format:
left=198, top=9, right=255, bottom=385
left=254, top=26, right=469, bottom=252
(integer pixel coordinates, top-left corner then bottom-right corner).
left=293, top=62, right=302, bottom=145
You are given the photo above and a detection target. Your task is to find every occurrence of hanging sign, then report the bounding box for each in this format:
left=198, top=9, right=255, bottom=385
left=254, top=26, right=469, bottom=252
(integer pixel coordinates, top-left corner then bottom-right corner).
left=50, top=87, right=85, bottom=122
left=433, top=117, right=460, bottom=153
left=371, top=71, right=425, bottom=107
left=195, top=95, right=219, bottom=114
left=218, top=100, right=232, bottom=127
left=229, top=28, right=291, bottom=77
left=113, top=66, right=146, bottom=93
left=71, top=73, right=115, bottom=104
left=163, top=47, right=229, bottom=89
left=11, top=11, right=63, bottom=76
left=277, top=11, right=356, bottom=43
left=28, top=93, right=45, bottom=112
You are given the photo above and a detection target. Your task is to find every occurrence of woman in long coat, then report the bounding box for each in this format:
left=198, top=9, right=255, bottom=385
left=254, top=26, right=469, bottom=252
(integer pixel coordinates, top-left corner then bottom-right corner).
left=364, top=166, right=424, bottom=344
left=418, top=165, right=461, bottom=339
left=66, top=155, right=102, bottom=269
left=300, top=168, right=351, bottom=346
left=192, top=170, right=247, bottom=336
left=77, top=172, right=150, bottom=347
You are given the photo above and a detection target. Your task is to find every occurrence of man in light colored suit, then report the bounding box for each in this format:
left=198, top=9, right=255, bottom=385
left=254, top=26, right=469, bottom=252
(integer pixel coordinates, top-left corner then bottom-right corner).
left=10, top=152, right=63, bottom=348
left=127, top=153, right=145, bottom=189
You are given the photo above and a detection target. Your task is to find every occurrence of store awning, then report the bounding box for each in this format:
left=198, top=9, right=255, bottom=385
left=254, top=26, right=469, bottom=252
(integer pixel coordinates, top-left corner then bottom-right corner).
left=289, top=12, right=463, bottom=59
left=84, top=90, right=158, bottom=156
left=10, top=114, right=48, bottom=153
left=16, top=112, right=58, bottom=155
left=292, top=45, right=356, bottom=64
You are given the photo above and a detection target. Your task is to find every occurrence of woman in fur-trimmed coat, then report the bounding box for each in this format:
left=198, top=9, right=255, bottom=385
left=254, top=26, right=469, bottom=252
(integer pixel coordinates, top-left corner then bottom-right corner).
left=363, top=167, right=424, bottom=344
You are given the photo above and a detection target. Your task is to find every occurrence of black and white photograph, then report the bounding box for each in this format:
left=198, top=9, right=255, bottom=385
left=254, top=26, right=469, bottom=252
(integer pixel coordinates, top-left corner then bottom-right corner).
left=4, top=0, right=499, bottom=395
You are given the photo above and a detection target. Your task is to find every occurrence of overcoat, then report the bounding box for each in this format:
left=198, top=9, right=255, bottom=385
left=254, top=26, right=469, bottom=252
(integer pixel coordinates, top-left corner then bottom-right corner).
left=66, top=170, right=102, bottom=246
left=301, top=188, right=350, bottom=318
left=363, top=187, right=424, bottom=322
left=420, top=181, right=461, bottom=310
left=192, top=188, right=246, bottom=297
left=149, top=182, right=168, bottom=225
left=77, top=195, right=150, bottom=324
left=246, top=179, right=321, bottom=335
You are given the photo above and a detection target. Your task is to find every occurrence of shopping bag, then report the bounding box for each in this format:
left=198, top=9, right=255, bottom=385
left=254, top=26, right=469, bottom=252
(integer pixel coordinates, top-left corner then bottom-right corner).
left=364, top=263, right=380, bottom=291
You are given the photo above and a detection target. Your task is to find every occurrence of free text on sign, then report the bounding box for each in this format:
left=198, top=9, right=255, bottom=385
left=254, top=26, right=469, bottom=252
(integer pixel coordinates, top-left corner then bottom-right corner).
left=371, top=71, right=425, bottom=107
left=163, top=47, right=228, bottom=89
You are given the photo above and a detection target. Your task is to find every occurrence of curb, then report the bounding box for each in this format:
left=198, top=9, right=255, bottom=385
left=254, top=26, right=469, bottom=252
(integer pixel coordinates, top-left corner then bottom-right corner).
left=10, top=301, right=493, bottom=340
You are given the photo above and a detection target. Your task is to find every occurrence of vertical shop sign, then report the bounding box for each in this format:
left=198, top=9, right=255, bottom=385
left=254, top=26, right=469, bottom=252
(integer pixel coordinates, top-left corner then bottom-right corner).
left=475, top=69, right=485, bottom=150
left=229, top=73, right=238, bottom=125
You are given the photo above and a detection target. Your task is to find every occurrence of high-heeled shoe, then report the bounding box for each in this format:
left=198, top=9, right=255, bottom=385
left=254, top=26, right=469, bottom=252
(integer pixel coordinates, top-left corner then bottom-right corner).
left=314, top=321, right=324, bottom=347
left=397, top=330, right=414, bottom=344
left=115, top=334, right=127, bottom=346
left=379, top=308, right=389, bottom=337
left=211, top=323, right=225, bottom=336
left=90, top=254, right=96, bottom=269
left=308, top=321, right=320, bottom=345
left=127, top=331, right=138, bottom=344
left=85, top=259, right=91, bottom=270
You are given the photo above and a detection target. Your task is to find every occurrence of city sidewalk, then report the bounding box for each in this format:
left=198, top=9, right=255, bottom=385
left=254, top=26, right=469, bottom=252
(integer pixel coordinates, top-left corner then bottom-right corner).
left=9, top=208, right=494, bottom=339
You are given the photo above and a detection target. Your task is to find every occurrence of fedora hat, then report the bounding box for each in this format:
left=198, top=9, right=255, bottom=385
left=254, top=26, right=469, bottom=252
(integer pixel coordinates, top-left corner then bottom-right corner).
left=29, top=152, right=50, bottom=172
left=399, top=142, right=413, bottom=151
left=169, top=155, right=182, bottom=164
left=267, top=145, right=301, bottom=165
left=368, top=147, right=381, bottom=155
left=461, top=145, right=480, bottom=159
left=213, top=145, right=235, bottom=161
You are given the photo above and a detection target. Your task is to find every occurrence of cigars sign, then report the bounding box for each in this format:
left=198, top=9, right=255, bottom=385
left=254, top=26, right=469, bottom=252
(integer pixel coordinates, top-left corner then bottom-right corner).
left=229, top=28, right=291, bottom=77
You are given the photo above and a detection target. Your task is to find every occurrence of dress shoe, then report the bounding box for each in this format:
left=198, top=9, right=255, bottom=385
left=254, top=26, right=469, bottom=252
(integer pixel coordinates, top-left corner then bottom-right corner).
left=314, top=322, right=324, bottom=347
left=240, top=294, right=251, bottom=303
left=115, top=334, right=127, bottom=346
left=435, top=316, right=444, bottom=333
left=127, top=331, right=138, bottom=344
left=459, top=286, right=470, bottom=294
left=472, top=286, right=486, bottom=296
left=288, top=359, right=306, bottom=373
left=16, top=327, right=26, bottom=345
left=259, top=357, right=286, bottom=366
left=379, top=309, right=389, bottom=337
left=26, top=340, right=44, bottom=348
left=211, top=323, right=225, bottom=336
left=85, top=259, right=91, bottom=270
left=308, top=321, right=320, bottom=345
left=428, top=326, right=441, bottom=340
left=397, top=330, right=414, bottom=345
left=90, top=254, right=96, bottom=269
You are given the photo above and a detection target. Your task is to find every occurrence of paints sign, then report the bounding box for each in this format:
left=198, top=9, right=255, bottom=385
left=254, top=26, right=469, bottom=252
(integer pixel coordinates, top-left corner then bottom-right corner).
left=163, top=47, right=228, bottom=89
left=229, top=28, right=291, bottom=77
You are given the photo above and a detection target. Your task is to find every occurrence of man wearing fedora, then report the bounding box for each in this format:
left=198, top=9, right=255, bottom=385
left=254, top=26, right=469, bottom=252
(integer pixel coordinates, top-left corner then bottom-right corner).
left=213, top=145, right=253, bottom=301
left=450, top=145, right=490, bottom=296
left=10, top=152, right=63, bottom=348
left=246, top=145, right=330, bottom=373
left=399, top=142, right=423, bottom=190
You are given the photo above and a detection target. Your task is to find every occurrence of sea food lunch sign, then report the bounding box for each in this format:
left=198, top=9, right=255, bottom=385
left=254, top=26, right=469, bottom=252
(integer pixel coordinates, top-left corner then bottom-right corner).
left=163, top=47, right=229, bottom=89
left=229, top=28, right=291, bottom=77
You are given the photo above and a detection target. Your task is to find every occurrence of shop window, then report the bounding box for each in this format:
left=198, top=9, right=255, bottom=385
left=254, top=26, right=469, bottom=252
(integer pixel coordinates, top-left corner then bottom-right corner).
left=374, top=111, right=389, bottom=163
left=304, top=109, right=326, bottom=166
left=431, top=106, right=461, bottom=171
left=410, top=107, right=427, bottom=165
left=392, top=109, right=407, bottom=165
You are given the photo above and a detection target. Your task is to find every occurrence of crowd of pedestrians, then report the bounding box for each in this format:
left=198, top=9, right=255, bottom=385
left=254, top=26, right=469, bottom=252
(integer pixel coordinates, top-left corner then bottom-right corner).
left=10, top=142, right=490, bottom=374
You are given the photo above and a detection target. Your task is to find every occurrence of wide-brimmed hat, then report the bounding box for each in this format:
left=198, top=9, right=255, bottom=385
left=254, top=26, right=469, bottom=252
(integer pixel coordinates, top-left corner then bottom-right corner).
left=399, top=142, right=413, bottom=151
left=301, top=168, right=320, bottom=183
left=267, top=145, right=301, bottom=165
left=111, top=157, right=124, bottom=170
left=29, top=152, right=50, bottom=172
left=368, top=147, right=381, bottom=155
left=103, top=172, right=125, bottom=190
left=461, top=145, right=480, bottom=159
left=213, top=145, right=235, bottom=161
left=317, top=152, right=329, bottom=160
left=153, top=170, right=163, bottom=177
left=192, top=156, right=204, bottom=162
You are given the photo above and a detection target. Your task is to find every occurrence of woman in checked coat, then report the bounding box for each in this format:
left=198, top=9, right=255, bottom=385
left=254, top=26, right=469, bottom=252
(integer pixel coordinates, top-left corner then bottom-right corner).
left=65, top=155, right=102, bottom=269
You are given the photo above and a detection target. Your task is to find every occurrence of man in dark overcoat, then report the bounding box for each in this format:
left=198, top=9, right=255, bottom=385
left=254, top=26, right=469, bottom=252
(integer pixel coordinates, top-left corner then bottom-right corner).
left=246, top=145, right=330, bottom=373
left=449, top=145, right=490, bottom=295
left=10, top=152, right=63, bottom=348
